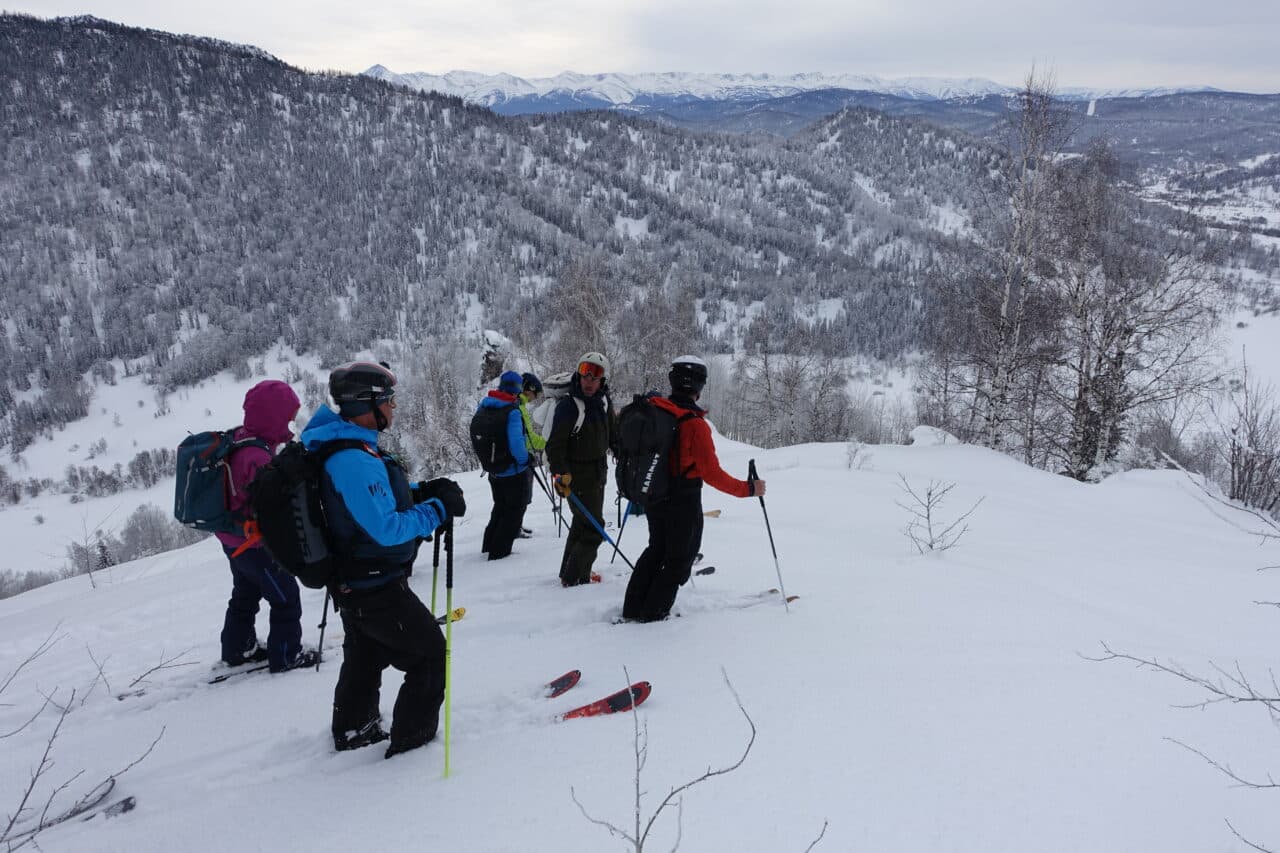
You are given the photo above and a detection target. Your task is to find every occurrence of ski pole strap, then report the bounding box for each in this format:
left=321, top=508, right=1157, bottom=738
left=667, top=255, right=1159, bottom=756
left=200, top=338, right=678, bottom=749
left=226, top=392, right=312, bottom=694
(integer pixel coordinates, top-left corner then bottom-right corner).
left=230, top=520, right=262, bottom=558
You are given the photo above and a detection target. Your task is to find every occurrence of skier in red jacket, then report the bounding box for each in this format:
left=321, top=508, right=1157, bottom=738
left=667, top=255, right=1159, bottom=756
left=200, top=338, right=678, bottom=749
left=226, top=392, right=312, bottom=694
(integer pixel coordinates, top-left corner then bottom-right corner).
left=622, top=356, right=766, bottom=622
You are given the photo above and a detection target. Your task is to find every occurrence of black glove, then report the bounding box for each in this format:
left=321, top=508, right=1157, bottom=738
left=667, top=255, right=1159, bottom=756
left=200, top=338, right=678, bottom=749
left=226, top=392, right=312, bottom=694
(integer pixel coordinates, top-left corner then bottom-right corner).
left=414, top=477, right=466, bottom=519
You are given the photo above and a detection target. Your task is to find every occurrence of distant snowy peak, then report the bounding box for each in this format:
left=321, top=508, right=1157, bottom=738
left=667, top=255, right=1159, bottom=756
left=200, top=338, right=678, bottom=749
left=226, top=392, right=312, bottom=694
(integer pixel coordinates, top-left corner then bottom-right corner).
left=362, top=68, right=1219, bottom=106
left=364, top=69, right=1014, bottom=105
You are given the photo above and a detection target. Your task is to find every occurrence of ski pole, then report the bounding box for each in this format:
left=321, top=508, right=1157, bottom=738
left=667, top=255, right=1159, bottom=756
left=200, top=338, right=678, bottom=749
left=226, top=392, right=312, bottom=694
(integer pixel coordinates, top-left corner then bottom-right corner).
left=564, top=488, right=637, bottom=572
left=531, top=466, right=569, bottom=534
left=315, top=589, right=331, bottom=672
left=748, top=459, right=790, bottom=613
left=431, top=528, right=441, bottom=613
left=610, top=500, right=633, bottom=564
left=443, top=519, right=454, bottom=779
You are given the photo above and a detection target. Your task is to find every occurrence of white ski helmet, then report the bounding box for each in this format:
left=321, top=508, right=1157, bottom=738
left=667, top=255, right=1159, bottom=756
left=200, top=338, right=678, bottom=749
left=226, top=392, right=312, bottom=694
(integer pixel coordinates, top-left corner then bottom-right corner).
left=669, top=355, right=708, bottom=394
left=577, top=351, right=610, bottom=380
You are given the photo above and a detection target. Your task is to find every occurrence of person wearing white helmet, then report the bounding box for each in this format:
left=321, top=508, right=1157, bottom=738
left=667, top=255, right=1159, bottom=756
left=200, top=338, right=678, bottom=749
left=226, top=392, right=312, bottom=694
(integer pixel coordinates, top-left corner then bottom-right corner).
left=547, top=351, right=615, bottom=586
left=622, top=355, right=766, bottom=622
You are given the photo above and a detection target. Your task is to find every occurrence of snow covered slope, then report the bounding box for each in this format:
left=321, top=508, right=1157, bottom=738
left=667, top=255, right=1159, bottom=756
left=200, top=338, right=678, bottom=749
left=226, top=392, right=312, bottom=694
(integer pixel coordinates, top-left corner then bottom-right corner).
left=3, top=430, right=1279, bottom=851
left=0, top=349, right=322, bottom=579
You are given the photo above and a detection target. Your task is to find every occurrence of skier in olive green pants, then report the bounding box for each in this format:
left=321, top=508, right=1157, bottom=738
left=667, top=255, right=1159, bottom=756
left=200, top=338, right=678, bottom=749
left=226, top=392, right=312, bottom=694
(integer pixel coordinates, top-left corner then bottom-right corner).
left=546, top=353, right=615, bottom=586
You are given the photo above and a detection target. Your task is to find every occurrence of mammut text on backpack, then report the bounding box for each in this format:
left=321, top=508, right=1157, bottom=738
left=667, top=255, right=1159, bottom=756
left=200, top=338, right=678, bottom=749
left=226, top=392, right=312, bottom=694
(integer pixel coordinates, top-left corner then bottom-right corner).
left=174, top=429, right=268, bottom=533
left=246, top=440, right=366, bottom=589
left=470, top=403, right=517, bottom=473
left=614, top=395, right=693, bottom=509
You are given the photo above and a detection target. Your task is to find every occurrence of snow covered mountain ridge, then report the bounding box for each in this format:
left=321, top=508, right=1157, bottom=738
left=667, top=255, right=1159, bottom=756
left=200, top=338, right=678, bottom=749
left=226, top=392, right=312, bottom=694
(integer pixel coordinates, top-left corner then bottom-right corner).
left=362, top=66, right=1220, bottom=106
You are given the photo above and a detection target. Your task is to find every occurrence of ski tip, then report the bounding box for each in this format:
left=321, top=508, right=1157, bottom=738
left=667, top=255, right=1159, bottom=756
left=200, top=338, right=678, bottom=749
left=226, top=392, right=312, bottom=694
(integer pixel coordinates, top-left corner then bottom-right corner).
left=435, top=606, right=466, bottom=625
left=546, top=669, right=582, bottom=698
left=561, top=681, right=652, bottom=720
left=630, top=681, right=653, bottom=708
left=694, top=566, right=716, bottom=576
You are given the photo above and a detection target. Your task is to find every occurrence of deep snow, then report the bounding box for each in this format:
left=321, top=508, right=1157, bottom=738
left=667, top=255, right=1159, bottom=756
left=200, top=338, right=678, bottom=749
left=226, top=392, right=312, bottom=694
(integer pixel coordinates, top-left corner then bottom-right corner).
left=3, top=426, right=1279, bottom=852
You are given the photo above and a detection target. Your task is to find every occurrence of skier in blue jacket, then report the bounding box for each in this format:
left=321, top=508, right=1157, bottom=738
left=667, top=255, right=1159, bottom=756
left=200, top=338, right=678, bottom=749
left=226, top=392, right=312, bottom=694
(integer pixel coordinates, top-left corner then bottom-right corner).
left=301, top=361, right=465, bottom=759
left=475, top=370, right=531, bottom=560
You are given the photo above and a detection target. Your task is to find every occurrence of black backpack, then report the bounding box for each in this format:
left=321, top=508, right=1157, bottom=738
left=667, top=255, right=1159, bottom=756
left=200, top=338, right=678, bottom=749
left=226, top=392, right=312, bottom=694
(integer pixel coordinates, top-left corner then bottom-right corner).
left=614, top=394, right=695, bottom=509
left=246, top=439, right=368, bottom=589
left=470, top=403, right=517, bottom=473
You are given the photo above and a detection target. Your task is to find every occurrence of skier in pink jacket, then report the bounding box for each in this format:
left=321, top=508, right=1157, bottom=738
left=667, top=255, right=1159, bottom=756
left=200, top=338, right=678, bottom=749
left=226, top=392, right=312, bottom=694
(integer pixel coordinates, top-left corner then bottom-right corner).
left=215, top=379, right=317, bottom=672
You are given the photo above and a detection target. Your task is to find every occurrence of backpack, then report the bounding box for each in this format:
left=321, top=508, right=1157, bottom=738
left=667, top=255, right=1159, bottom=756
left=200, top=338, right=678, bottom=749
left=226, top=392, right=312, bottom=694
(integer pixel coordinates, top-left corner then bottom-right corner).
left=245, top=440, right=368, bottom=589
left=174, top=428, right=270, bottom=533
left=470, top=403, right=518, bottom=473
left=614, top=395, right=695, bottom=509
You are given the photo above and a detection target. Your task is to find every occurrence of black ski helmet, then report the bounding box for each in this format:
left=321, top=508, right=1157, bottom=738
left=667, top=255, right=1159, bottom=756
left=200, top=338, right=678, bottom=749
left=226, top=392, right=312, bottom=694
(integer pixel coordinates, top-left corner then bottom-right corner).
left=668, top=355, right=708, bottom=395
left=329, top=361, right=397, bottom=423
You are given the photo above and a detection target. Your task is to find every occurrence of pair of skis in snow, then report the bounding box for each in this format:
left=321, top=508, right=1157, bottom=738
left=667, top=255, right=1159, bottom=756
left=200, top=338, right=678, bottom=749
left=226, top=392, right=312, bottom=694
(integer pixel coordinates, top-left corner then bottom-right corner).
left=545, top=669, right=651, bottom=720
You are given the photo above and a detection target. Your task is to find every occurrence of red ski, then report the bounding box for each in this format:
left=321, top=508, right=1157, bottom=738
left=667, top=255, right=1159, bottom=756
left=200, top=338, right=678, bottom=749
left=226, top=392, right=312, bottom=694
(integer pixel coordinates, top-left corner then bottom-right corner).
left=546, top=669, right=581, bottom=698
left=561, top=682, right=652, bottom=720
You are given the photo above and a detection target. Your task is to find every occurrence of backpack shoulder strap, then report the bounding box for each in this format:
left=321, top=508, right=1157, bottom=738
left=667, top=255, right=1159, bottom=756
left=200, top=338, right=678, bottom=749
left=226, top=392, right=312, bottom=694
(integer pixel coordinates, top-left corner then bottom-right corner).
left=231, top=437, right=271, bottom=453
left=672, top=410, right=699, bottom=478
left=571, top=397, right=587, bottom=436
left=313, top=439, right=376, bottom=466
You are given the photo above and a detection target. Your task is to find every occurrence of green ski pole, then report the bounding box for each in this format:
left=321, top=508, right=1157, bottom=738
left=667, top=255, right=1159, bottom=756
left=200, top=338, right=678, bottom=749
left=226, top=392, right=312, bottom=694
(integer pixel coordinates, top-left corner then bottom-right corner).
left=443, top=519, right=454, bottom=778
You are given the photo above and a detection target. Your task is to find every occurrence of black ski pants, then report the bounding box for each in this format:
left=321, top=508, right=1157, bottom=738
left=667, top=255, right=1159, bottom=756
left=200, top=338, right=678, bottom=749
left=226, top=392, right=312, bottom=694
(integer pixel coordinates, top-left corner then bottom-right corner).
left=559, top=464, right=606, bottom=585
left=331, top=578, right=445, bottom=752
left=623, top=487, right=703, bottom=621
left=483, top=470, right=527, bottom=560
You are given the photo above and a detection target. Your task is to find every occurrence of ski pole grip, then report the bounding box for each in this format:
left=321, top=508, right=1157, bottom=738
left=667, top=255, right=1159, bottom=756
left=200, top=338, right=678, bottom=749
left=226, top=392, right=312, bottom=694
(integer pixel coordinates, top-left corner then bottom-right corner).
left=748, top=459, right=758, bottom=483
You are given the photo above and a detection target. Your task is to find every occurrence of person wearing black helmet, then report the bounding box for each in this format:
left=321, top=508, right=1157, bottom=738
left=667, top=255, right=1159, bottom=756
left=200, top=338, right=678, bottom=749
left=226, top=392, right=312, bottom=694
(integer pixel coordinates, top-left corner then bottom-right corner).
left=546, top=352, right=615, bottom=586
left=622, top=356, right=766, bottom=622
left=299, top=360, right=467, bottom=758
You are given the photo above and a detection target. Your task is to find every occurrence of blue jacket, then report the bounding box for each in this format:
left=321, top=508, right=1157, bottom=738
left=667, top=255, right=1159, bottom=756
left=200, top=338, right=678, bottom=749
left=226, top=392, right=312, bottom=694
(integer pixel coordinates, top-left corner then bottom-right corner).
left=301, top=405, right=446, bottom=584
left=477, top=393, right=530, bottom=478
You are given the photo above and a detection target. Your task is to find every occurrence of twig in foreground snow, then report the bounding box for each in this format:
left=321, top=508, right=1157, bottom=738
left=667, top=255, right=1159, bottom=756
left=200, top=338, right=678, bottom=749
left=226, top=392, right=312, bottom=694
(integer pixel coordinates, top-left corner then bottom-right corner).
left=128, top=647, right=198, bottom=688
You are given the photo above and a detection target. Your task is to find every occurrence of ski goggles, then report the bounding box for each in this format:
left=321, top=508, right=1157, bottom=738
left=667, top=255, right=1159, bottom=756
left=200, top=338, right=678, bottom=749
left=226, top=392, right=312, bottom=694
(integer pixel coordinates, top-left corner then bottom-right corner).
left=371, top=388, right=395, bottom=406
left=577, top=361, right=606, bottom=379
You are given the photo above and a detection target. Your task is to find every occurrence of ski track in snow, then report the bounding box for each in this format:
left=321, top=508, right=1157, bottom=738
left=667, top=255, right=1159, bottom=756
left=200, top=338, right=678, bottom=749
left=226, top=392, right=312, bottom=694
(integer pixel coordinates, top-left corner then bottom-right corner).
left=3, top=432, right=1280, bottom=851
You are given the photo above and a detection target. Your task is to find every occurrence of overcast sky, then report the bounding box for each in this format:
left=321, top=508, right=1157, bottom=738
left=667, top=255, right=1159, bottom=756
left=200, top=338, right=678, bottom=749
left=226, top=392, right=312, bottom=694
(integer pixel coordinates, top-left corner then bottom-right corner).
left=8, top=0, right=1279, bottom=93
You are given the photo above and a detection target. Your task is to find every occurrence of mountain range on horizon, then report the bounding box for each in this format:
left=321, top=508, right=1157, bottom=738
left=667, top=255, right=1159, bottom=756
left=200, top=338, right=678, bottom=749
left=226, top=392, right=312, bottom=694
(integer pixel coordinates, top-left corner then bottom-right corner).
left=362, top=66, right=1230, bottom=110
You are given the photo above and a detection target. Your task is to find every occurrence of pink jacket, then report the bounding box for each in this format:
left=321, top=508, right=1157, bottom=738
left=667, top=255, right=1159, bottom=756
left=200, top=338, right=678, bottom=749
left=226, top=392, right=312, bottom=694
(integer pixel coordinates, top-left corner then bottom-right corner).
left=214, top=380, right=301, bottom=550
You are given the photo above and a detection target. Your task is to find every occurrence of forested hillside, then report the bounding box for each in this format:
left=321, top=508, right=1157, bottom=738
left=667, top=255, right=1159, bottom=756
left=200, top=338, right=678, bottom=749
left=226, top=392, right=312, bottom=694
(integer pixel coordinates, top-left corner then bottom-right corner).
left=0, top=14, right=1017, bottom=450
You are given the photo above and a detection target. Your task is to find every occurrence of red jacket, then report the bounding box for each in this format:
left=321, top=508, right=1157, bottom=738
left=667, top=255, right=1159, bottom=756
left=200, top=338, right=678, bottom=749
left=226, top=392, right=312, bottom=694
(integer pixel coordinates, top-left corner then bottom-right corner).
left=650, top=396, right=752, bottom=498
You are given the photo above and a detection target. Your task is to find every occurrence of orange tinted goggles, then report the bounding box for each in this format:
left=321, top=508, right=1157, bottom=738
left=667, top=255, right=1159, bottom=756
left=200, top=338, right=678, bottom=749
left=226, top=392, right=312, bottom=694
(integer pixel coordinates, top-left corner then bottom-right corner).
left=577, top=361, right=605, bottom=379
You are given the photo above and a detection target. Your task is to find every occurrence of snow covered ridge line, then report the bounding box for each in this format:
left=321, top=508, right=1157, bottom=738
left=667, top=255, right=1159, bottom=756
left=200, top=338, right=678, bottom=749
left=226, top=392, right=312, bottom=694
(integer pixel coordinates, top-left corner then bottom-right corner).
left=50, top=15, right=281, bottom=64
left=362, top=67, right=1226, bottom=106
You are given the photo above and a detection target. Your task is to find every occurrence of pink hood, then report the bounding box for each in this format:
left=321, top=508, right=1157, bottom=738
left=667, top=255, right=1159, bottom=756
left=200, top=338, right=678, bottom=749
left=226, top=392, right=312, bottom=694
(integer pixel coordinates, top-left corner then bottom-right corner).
left=242, top=380, right=300, bottom=445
